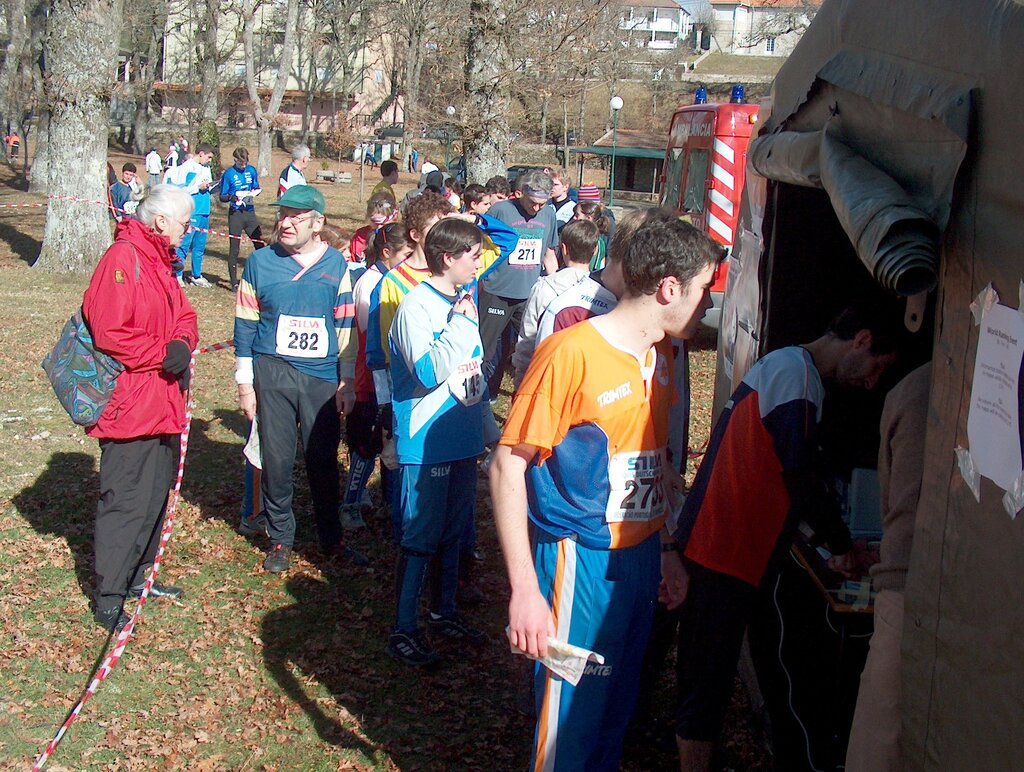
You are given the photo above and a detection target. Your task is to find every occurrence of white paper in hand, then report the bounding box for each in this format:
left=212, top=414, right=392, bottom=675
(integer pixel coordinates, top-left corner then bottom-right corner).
left=243, top=418, right=262, bottom=469
left=507, top=628, right=605, bottom=687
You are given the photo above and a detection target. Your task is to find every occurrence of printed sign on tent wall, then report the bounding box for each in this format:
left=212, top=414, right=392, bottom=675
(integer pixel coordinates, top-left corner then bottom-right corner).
left=957, top=282, right=1024, bottom=517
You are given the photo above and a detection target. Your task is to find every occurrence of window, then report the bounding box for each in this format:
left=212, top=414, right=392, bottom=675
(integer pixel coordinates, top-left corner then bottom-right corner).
left=766, top=36, right=777, bottom=53
left=682, top=149, right=710, bottom=213
left=663, top=147, right=684, bottom=210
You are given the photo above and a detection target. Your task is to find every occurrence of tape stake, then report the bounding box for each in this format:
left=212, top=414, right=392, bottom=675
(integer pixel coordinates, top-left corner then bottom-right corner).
left=954, top=446, right=981, bottom=503
left=31, top=356, right=197, bottom=771
left=969, top=283, right=998, bottom=326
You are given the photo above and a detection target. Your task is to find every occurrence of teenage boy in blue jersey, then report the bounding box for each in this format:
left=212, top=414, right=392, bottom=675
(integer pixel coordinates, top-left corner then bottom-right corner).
left=234, top=185, right=367, bottom=573
left=385, top=217, right=491, bottom=666
left=220, top=147, right=263, bottom=291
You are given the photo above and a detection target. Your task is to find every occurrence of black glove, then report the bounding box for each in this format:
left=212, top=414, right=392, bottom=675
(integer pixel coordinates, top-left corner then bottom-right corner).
left=178, top=368, right=192, bottom=393
left=162, top=339, right=191, bottom=376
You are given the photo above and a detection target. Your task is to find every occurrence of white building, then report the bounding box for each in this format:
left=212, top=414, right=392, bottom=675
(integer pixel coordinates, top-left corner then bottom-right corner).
left=616, top=0, right=695, bottom=50
left=707, top=0, right=818, bottom=56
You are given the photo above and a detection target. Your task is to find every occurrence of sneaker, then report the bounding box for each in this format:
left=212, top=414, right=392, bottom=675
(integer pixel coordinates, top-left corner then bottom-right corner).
left=176, top=275, right=186, bottom=287
left=189, top=275, right=213, bottom=288
left=358, top=488, right=374, bottom=511
left=263, top=544, right=292, bottom=573
left=428, top=613, right=487, bottom=647
left=230, top=281, right=240, bottom=292
left=129, top=581, right=184, bottom=599
left=239, top=512, right=269, bottom=537
left=95, top=606, right=130, bottom=633
left=340, top=503, right=366, bottom=531
left=386, top=629, right=440, bottom=667
left=457, top=583, right=486, bottom=607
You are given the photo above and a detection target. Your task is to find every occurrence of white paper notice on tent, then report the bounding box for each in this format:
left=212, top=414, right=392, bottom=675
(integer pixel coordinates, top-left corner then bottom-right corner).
left=507, top=628, right=605, bottom=687
left=967, top=302, right=1024, bottom=492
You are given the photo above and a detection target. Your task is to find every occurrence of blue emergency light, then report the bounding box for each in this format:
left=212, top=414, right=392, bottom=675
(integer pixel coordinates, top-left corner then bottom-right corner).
left=694, top=86, right=708, bottom=104
left=730, top=84, right=745, bottom=103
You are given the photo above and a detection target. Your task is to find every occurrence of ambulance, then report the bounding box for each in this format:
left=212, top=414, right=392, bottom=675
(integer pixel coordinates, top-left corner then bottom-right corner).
left=660, top=87, right=759, bottom=328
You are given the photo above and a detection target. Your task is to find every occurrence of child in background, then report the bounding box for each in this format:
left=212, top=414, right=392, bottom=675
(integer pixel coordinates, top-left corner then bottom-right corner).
left=349, top=191, right=398, bottom=265
left=462, top=183, right=492, bottom=216
left=444, top=178, right=463, bottom=210
left=342, top=223, right=414, bottom=532
left=573, top=200, right=612, bottom=270
left=484, top=175, right=510, bottom=203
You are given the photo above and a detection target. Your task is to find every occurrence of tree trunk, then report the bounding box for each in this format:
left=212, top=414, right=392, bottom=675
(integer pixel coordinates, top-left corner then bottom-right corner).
left=463, top=0, right=508, bottom=184
left=0, top=0, right=28, bottom=134
left=243, top=0, right=299, bottom=178
left=400, top=25, right=424, bottom=170
left=539, top=93, right=549, bottom=147
left=28, top=85, right=48, bottom=193
left=577, top=69, right=588, bottom=145
left=201, top=0, right=220, bottom=122
left=34, top=0, right=124, bottom=272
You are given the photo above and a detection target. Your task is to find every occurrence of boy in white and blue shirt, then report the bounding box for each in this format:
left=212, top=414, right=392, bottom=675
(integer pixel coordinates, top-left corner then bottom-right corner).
left=167, top=143, right=215, bottom=286
left=386, top=217, right=490, bottom=666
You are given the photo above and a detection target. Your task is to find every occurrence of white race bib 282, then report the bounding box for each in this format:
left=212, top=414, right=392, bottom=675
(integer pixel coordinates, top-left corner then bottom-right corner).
left=605, top=449, right=668, bottom=523
left=275, top=314, right=329, bottom=358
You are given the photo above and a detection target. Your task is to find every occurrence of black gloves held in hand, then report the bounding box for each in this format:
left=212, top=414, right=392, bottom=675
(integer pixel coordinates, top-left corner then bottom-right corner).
left=162, top=339, right=191, bottom=376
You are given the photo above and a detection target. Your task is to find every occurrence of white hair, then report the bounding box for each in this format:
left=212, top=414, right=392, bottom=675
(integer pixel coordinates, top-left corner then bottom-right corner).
left=135, top=184, right=194, bottom=226
left=292, top=144, right=311, bottom=161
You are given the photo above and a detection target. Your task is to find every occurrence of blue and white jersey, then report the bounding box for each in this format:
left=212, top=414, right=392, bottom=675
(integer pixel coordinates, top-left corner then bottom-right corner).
left=220, top=165, right=260, bottom=212
left=389, top=281, right=486, bottom=465
left=166, top=158, right=212, bottom=216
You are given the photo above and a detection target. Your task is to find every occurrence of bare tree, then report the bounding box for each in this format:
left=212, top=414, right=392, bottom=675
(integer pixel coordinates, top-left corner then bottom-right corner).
left=463, top=0, right=509, bottom=182
left=242, top=0, right=300, bottom=177
left=200, top=0, right=222, bottom=123
left=35, top=0, right=124, bottom=272
left=122, top=0, right=170, bottom=153
left=739, top=0, right=816, bottom=49
left=0, top=0, right=48, bottom=183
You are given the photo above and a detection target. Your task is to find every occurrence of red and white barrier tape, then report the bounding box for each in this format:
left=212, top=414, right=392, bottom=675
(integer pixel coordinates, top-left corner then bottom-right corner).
left=197, top=339, right=234, bottom=354
left=32, top=354, right=207, bottom=770
left=1, top=194, right=267, bottom=246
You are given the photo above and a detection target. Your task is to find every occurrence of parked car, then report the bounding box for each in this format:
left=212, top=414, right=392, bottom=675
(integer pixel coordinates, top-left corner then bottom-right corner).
left=506, top=164, right=547, bottom=186
left=375, top=123, right=404, bottom=139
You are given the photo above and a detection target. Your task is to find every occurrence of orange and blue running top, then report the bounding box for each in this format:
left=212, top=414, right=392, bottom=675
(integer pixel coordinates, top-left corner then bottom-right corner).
left=501, top=320, right=676, bottom=550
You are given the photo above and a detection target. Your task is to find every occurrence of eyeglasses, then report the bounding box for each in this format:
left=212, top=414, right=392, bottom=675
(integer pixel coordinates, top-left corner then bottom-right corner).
left=277, top=211, right=318, bottom=224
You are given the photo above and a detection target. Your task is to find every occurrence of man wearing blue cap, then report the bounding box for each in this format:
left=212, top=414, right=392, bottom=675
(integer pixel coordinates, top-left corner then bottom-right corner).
left=233, top=185, right=367, bottom=572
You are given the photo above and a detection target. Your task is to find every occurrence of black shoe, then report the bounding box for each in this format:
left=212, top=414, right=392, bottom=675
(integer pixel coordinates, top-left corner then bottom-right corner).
left=428, top=613, right=487, bottom=647
left=325, top=543, right=370, bottom=567
left=457, top=583, right=486, bottom=606
left=129, top=581, right=184, bottom=599
left=386, top=629, right=440, bottom=667
left=263, top=544, right=292, bottom=573
left=239, top=512, right=269, bottom=537
left=95, top=606, right=130, bottom=633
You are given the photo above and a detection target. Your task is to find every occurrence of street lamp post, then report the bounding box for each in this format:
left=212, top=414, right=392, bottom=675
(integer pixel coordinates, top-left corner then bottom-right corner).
left=445, top=105, right=456, bottom=170
left=609, top=95, right=623, bottom=208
